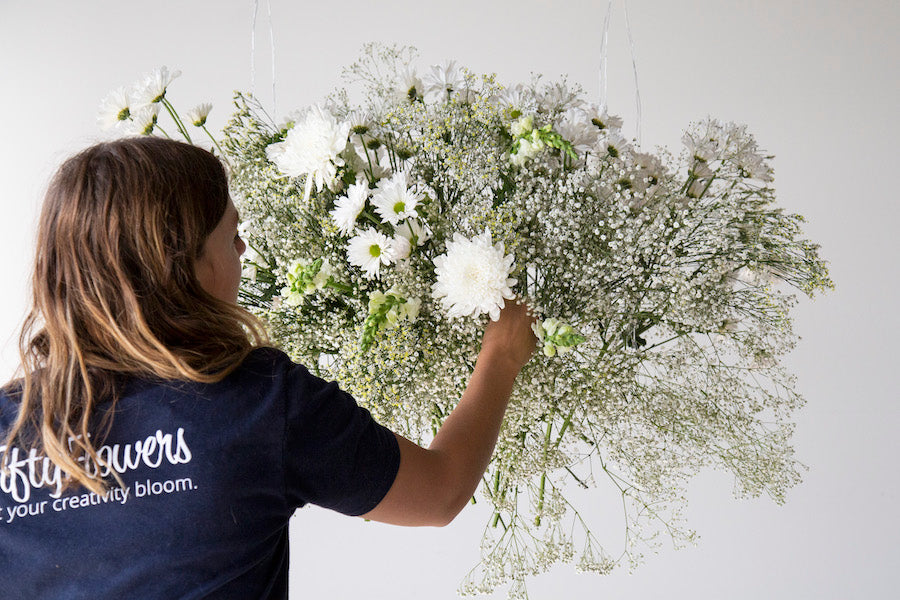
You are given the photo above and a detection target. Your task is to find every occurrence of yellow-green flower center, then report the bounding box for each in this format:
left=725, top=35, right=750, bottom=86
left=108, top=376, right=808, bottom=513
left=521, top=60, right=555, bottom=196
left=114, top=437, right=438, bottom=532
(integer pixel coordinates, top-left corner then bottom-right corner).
left=369, top=244, right=381, bottom=257
left=393, top=201, right=405, bottom=215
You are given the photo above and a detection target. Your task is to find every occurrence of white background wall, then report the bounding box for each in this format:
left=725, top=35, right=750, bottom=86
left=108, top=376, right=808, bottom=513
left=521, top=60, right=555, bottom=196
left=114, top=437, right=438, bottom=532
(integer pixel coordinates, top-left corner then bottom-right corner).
left=1, top=1, right=897, bottom=598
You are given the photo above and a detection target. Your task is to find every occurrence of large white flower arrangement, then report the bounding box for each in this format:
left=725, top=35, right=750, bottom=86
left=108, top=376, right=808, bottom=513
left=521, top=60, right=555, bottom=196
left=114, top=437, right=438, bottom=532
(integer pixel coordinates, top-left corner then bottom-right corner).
left=102, top=46, right=831, bottom=598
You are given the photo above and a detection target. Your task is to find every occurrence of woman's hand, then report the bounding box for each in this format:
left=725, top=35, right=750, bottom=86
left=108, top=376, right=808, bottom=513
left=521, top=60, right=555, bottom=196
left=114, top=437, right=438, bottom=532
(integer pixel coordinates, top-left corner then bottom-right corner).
left=480, top=298, right=538, bottom=373
left=361, top=298, right=538, bottom=527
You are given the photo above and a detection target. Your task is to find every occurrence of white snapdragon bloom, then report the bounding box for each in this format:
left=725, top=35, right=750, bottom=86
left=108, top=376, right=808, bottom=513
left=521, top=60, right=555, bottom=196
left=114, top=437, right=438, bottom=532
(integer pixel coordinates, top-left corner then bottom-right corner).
left=398, top=296, right=421, bottom=322
left=371, top=172, right=422, bottom=225
left=510, top=115, right=534, bottom=137
left=266, top=105, right=351, bottom=192
left=98, top=86, right=134, bottom=130
left=186, top=103, right=213, bottom=127
left=135, top=66, right=181, bottom=105
left=510, top=135, right=545, bottom=167
left=330, top=182, right=369, bottom=235
left=347, top=228, right=395, bottom=279
left=432, top=230, right=517, bottom=321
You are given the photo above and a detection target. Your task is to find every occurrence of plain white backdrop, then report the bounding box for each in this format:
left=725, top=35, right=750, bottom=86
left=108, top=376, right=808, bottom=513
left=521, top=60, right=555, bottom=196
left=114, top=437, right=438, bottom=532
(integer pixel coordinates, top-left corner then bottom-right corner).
left=1, top=1, right=898, bottom=598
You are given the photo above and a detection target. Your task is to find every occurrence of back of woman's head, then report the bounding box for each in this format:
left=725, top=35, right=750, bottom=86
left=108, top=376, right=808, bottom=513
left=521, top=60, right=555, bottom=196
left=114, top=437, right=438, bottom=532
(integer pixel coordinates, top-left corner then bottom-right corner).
left=4, top=136, right=266, bottom=494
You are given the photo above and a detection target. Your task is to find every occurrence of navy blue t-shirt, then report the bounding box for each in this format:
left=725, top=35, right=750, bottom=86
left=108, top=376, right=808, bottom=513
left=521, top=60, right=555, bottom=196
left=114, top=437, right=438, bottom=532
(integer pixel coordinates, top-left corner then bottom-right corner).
left=0, top=347, right=400, bottom=599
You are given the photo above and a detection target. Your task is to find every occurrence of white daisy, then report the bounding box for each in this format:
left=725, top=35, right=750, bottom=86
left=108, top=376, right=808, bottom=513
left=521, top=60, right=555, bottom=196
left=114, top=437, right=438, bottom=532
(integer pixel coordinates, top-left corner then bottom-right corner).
left=395, top=66, right=424, bottom=103
left=602, top=132, right=630, bottom=159
left=422, top=60, right=465, bottom=104
left=555, top=108, right=600, bottom=154
left=432, top=230, right=517, bottom=321
left=347, top=228, right=395, bottom=279
left=394, top=218, right=431, bottom=247
left=130, top=104, right=160, bottom=136
left=266, top=105, right=351, bottom=192
left=186, top=103, right=213, bottom=127
left=371, top=172, right=422, bottom=225
left=135, top=66, right=181, bottom=105
left=347, top=110, right=374, bottom=135
left=586, top=105, right=624, bottom=132
left=391, top=232, right=411, bottom=260
left=97, top=86, right=133, bottom=130
left=330, top=182, right=369, bottom=235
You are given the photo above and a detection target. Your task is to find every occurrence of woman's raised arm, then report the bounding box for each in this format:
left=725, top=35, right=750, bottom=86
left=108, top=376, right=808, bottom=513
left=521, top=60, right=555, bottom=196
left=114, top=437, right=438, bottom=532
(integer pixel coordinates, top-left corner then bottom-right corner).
left=361, top=299, right=536, bottom=527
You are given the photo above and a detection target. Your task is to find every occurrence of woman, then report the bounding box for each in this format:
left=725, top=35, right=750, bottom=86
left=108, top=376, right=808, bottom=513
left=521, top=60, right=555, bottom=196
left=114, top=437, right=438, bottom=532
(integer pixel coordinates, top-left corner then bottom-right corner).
left=0, top=136, right=535, bottom=598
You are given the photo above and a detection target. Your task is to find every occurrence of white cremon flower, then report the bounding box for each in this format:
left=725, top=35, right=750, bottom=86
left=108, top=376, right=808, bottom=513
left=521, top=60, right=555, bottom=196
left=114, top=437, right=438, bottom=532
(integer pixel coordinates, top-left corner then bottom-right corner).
left=347, top=228, right=395, bottom=279
left=371, top=172, right=423, bottom=225
left=186, top=103, right=213, bottom=127
left=266, top=105, right=351, bottom=192
left=331, top=182, right=369, bottom=235
left=587, top=105, right=624, bottom=132
left=130, top=104, right=160, bottom=136
left=97, top=86, right=133, bottom=130
left=394, top=218, right=431, bottom=247
left=135, top=66, right=181, bottom=105
left=391, top=232, right=411, bottom=260
left=432, top=230, right=517, bottom=321
left=396, top=66, right=424, bottom=103
left=422, top=60, right=466, bottom=104
left=601, top=132, right=630, bottom=159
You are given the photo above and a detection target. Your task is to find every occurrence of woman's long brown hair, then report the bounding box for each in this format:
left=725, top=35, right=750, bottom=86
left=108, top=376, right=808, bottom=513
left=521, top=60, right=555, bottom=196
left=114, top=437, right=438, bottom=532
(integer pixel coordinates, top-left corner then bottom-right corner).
left=2, top=136, right=267, bottom=495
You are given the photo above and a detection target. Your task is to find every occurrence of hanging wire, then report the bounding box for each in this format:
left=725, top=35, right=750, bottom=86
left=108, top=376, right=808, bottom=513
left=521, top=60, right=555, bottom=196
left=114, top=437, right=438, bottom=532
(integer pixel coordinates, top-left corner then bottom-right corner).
left=623, top=0, right=642, bottom=147
left=598, top=0, right=642, bottom=148
left=250, top=0, right=277, bottom=115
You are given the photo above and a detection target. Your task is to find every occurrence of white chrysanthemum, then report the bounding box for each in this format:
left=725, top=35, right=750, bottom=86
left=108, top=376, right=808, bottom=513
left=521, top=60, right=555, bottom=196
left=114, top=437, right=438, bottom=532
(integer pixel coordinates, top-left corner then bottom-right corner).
left=682, top=121, right=725, bottom=162
left=186, top=103, right=213, bottom=127
left=556, top=108, right=601, bottom=154
left=394, top=218, right=431, bottom=247
left=347, top=110, right=374, bottom=135
left=331, top=182, right=369, bottom=235
left=586, top=105, right=624, bottom=132
left=432, top=231, right=517, bottom=321
left=423, top=60, right=465, bottom=104
left=266, top=105, right=351, bottom=191
left=396, top=66, right=424, bottom=103
left=135, top=66, right=181, bottom=105
left=347, top=228, right=395, bottom=279
left=371, top=172, right=422, bottom=225
left=601, top=132, right=630, bottom=159
left=390, top=232, right=412, bottom=260
left=98, top=86, right=133, bottom=130
left=130, top=104, right=160, bottom=136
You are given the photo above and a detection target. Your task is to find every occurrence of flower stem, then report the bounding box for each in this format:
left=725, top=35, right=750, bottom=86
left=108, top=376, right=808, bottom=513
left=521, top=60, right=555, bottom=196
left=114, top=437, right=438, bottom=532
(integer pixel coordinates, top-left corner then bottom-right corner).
left=162, top=98, right=192, bottom=143
left=202, top=125, right=230, bottom=165
left=534, top=418, right=554, bottom=526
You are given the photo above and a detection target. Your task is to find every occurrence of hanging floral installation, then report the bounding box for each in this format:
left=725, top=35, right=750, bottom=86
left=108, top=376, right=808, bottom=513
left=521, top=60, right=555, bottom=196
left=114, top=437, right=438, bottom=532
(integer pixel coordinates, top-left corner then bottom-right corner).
left=99, top=44, right=831, bottom=598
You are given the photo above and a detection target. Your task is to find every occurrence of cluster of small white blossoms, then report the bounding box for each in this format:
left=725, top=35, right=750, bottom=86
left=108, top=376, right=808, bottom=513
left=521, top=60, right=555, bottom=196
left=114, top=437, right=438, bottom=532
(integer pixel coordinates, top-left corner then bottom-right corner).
left=218, top=44, right=831, bottom=598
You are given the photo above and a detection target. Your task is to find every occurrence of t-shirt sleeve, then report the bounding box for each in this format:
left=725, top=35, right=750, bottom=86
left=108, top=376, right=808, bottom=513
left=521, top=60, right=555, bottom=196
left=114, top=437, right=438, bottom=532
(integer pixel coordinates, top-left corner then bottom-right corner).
left=281, top=359, right=400, bottom=516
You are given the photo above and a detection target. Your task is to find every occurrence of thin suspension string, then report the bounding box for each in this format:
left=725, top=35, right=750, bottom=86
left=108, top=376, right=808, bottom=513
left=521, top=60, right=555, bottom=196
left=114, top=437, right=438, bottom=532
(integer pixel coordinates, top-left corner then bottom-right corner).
left=598, top=0, right=614, bottom=115
left=598, top=0, right=642, bottom=148
left=623, top=0, right=641, bottom=148
left=250, top=0, right=278, bottom=115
